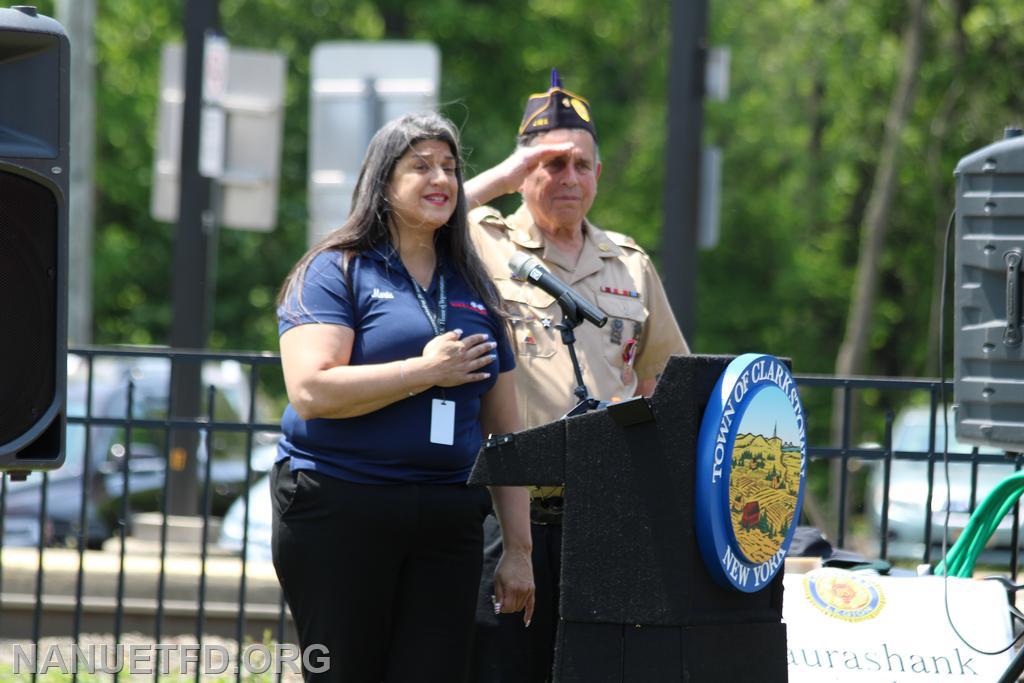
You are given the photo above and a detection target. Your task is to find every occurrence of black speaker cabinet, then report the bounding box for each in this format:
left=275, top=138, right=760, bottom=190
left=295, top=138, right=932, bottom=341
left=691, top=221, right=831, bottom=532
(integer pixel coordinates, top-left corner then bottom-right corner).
left=0, top=7, right=69, bottom=471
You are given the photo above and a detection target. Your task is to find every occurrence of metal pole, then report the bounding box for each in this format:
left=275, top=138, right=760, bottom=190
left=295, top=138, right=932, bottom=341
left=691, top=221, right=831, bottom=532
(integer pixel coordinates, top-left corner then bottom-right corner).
left=168, top=0, right=220, bottom=515
left=661, top=0, right=707, bottom=345
left=57, top=0, right=96, bottom=345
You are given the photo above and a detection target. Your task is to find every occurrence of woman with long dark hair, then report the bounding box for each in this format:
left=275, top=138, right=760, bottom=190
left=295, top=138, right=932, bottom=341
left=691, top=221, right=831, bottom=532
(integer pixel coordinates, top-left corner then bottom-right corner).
left=273, top=112, right=534, bottom=682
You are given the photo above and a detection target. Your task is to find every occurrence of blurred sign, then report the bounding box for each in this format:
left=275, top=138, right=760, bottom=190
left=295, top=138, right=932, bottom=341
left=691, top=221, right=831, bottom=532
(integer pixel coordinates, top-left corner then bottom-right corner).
left=198, top=33, right=229, bottom=179
left=151, top=43, right=287, bottom=231
left=699, top=145, right=721, bottom=250
left=198, top=106, right=226, bottom=179
left=202, top=33, right=229, bottom=104
left=307, top=41, right=439, bottom=247
left=705, top=47, right=730, bottom=102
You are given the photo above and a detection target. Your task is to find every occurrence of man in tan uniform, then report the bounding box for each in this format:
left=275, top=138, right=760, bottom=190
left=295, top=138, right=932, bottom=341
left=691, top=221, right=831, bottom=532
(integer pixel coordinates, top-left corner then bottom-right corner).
left=466, top=69, right=689, bottom=682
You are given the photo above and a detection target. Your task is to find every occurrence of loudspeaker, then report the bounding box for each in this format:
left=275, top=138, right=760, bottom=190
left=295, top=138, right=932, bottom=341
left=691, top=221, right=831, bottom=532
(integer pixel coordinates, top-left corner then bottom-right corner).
left=0, top=7, right=69, bottom=472
left=953, top=128, right=1024, bottom=451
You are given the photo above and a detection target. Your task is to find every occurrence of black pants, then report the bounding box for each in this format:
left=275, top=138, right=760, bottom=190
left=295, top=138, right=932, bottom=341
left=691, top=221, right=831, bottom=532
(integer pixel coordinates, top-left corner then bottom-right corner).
left=271, top=460, right=490, bottom=683
left=471, top=515, right=562, bottom=682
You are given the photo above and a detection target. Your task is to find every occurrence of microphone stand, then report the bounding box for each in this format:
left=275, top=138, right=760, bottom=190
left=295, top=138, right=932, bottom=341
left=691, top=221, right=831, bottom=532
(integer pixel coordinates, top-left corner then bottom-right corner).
left=556, top=293, right=602, bottom=417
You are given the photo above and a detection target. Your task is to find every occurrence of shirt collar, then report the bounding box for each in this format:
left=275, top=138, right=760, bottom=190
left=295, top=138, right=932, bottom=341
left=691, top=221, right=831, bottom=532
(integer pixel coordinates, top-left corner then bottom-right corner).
left=361, top=242, right=399, bottom=265
left=574, top=221, right=623, bottom=282
left=359, top=242, right=447, bottom=295
left=506, top=204, right=545, bottom=249
left=506, top=204, right=623, bottom=282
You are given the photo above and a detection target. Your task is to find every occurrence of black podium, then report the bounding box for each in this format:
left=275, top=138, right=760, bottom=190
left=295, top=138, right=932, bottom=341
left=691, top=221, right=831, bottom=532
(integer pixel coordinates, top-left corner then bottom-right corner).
left=470, top=355, right=788, bottom=682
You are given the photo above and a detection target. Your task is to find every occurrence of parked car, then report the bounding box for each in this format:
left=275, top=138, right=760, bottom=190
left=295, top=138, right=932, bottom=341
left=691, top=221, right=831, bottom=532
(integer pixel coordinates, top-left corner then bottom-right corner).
left=1, top=353, right=267, bottom=548
left=866, top=405, right=1013, bottom=556
left=218, top=470, right=274, bottom=562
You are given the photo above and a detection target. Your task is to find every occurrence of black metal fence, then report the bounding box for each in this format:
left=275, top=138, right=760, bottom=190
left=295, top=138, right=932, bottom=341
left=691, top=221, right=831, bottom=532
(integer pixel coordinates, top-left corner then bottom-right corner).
left=0, top=347, right=1021, bottom=682
left=798, top=375, right=1023, bottom=570
left=1, top=346, right=287, bottom=682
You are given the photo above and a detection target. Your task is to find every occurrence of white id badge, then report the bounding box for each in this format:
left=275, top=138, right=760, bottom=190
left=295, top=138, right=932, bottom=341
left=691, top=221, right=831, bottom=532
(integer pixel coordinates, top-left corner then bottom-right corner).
left=430, top=399, right=456, bottom=445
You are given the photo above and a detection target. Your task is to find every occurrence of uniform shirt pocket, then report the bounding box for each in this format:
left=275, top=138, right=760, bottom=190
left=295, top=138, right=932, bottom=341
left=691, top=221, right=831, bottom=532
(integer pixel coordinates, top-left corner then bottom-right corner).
left=595, top=293, right=648, bottom=370
left=495, top=277, right=559, bottom=359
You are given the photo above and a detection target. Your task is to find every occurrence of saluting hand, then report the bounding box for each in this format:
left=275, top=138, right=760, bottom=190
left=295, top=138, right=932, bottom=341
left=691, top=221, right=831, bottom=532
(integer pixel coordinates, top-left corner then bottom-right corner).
left=492, top=142, right=576, bottom=195
left=420, top=329, right=497, bottom=388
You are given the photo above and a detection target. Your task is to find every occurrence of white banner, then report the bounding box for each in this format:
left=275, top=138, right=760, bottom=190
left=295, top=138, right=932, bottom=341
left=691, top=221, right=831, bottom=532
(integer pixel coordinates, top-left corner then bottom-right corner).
left=784, top=569, right=1013, bottom=681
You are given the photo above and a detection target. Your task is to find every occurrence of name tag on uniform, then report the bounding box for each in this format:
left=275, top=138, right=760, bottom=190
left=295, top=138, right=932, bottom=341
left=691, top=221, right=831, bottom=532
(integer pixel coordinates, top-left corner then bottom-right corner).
left=430, top=399, right=456, bottom=446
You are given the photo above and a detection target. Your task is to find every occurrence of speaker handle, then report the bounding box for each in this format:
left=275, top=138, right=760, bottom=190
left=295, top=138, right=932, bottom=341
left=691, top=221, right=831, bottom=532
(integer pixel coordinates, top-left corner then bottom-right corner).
left=1005, top=249, right=1022, bottom=348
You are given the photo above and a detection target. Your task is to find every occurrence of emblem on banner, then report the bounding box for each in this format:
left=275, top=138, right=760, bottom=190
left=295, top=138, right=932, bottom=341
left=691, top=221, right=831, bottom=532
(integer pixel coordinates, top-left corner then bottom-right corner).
left=695, top=354, right=807, bottom=592
left=803, top=569, right=885, bottom=622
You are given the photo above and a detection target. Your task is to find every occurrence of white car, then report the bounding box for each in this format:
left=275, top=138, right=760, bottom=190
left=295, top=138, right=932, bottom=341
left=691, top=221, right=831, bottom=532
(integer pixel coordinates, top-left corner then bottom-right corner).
left=218, top=470, right=273, bottom=562
left=867, top=406, right=1014, bottom=557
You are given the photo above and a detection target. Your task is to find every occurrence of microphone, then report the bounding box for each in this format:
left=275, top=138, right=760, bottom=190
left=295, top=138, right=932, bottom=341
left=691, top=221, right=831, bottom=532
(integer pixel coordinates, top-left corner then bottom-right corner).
left=508, top=252, right=608, bottom=328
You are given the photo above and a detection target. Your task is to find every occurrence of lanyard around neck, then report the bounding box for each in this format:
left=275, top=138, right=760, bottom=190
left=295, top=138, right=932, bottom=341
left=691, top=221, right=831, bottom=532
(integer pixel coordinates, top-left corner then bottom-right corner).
left=411, top=271, right=447, bottom=336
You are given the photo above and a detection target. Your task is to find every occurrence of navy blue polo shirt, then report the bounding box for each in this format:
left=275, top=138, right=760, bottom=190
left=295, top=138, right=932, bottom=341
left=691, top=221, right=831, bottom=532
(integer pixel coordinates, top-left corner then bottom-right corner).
left=276, top=246, right=515, bottom=484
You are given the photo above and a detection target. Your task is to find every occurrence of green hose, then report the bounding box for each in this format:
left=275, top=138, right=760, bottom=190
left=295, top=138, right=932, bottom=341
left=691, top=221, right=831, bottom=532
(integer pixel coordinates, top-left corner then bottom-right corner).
left=935, top=472, right=1024, bottom=578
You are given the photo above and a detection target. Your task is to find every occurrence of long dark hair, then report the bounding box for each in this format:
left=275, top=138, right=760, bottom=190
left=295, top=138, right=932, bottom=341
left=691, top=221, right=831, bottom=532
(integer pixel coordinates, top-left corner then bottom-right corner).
left=278, top=112, right=504, bottom=322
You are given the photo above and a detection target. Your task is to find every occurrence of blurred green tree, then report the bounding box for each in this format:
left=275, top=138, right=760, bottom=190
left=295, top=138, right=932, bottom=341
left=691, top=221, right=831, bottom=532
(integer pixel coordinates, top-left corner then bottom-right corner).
left=38, top=0, right=1024, bottom=445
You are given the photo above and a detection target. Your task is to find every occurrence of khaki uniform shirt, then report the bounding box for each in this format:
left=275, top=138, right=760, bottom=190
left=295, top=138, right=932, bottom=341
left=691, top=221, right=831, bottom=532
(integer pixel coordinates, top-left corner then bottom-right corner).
left=470, top=204, right=689, bottom=495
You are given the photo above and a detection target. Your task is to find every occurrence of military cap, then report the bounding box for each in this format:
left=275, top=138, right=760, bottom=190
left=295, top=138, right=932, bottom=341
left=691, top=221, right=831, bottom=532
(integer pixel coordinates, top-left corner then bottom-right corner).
left=518, top=68, right=596, bottom=140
